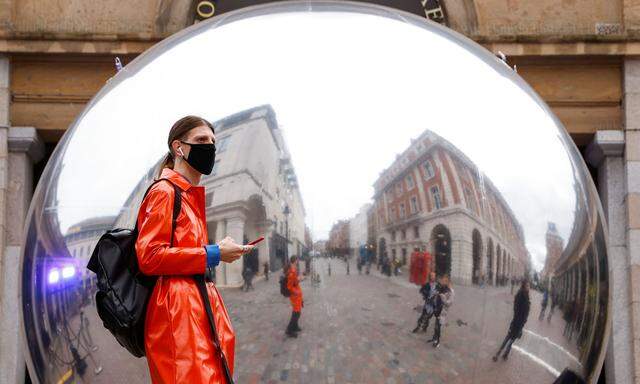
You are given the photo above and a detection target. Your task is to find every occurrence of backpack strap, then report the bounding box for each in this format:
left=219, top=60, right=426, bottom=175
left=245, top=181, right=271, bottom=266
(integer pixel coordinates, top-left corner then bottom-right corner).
left=194, top=275, right=235, bottom=384
left=135, top=178, right=182, bottom=246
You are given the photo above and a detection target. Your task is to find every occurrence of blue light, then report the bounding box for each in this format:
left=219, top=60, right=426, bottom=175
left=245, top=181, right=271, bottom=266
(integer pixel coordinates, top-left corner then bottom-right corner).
left=62, top=266, right=76, bottom=279
left=48, top=269, right=60, bottom=284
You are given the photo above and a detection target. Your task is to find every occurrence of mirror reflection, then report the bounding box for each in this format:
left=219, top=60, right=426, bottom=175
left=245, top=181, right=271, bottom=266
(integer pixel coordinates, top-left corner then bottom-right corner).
left=20, top=2, right=609, bottom=384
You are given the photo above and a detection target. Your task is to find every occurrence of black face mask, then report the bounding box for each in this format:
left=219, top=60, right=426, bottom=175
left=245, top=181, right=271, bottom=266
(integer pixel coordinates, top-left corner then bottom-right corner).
left=179, top=141, right=216, bottom=175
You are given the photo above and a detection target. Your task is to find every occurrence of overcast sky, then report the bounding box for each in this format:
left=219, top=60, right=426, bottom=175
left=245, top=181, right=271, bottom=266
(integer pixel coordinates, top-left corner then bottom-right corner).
left=52, top=10, right=582, bottom=271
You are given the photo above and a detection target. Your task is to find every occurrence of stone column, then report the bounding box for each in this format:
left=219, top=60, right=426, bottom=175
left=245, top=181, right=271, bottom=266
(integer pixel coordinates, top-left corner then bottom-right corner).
left=587, top=130, right=628, bottom=384
left=0, top=54, right=15, bottom=384
left=224, top=216, right=246, bottom=287
left=2, top=128, right=44, bottom=384
left=624, top=58, right=640, bottom=384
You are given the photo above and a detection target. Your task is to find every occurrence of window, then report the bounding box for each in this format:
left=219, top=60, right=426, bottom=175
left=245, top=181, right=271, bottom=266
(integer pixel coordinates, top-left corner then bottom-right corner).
left=423, top=160, right=435, bottom=179
left=389, top=207, right=395, bottom=221
left=410, top=196, right=418, bottom=214
left=391, top=231, right=396, bottom=242
left=406, top=175, right=415, bottom=190
left=216, top=136, right=231, bottom=152
left=431, top=186, right=442, bottom=209
left=205, top=192, right=214, bottom=206
left=463, top=186, right=473, bottom=212
left=413, top=226, right=419, bottom=239
left=399, top=203, right=406, bottom=219
left=396, top=183, right=403, bottom=197
left=401, top=230, right=406, bottom=240
left=211, top=160, right=221, bottom=176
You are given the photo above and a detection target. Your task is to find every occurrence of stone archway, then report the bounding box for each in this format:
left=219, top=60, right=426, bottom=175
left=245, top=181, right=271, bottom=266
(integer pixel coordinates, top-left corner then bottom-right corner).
left=472, top=229, right=483, bottom=284
left=496, top=244, right=502, bottom=285
left=431, top=224, right=451, bottom=277
left=487, top=238, right=494, bottom=284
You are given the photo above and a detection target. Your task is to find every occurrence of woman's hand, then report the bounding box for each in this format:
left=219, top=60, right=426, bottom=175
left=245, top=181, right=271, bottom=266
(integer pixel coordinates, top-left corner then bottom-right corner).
left=217, top=236, right=255, bottom=263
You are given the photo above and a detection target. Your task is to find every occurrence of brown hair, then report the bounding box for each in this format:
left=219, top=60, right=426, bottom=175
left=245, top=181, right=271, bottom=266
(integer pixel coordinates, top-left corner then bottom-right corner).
left=158, top=115, right=215, bottom=176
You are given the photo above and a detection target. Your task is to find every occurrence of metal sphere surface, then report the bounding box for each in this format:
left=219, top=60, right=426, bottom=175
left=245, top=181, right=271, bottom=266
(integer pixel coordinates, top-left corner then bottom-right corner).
left=20, top=2, right=610, bottom=383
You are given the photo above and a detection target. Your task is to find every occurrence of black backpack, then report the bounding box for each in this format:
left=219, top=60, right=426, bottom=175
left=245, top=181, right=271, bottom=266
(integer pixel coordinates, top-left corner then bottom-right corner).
left=279, top=273, right=290, bottom=297
left=86, top=178, right=181, bottom=357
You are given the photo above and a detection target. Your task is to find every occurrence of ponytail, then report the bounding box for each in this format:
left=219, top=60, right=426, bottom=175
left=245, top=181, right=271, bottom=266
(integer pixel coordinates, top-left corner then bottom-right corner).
left=158, top=151, right=174, bottom=177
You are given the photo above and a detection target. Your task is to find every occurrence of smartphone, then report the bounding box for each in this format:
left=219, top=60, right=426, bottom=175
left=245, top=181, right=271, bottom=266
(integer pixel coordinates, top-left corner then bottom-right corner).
left=247, top=236, right=265, bottom=246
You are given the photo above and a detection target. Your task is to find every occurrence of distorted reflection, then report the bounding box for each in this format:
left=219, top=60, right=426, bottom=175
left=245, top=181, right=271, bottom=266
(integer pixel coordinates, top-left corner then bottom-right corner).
left=20, top=2, right=608, bottom=384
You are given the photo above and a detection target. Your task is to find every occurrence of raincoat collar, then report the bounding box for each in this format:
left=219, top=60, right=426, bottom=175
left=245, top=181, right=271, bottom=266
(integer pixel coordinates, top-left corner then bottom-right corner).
left=160, top=167, right=194, bottom=191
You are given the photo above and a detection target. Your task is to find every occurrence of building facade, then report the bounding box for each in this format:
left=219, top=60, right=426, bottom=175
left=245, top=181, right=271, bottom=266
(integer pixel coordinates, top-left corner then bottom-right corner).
left=348, top=203, right=371, bottom=257
left=372, top=130, right=529, bottom=286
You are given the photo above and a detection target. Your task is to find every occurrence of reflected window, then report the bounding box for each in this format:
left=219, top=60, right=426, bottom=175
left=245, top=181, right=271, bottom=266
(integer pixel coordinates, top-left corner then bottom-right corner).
left=410, top=196, right=418, bottom=214
left=431, top=186, right=442, bottom=209
left=396, top=184, right=403, bottom=197
left=216, top=136, right=231, bottom=152
left=401, top=229, right=406, bottom=240
left=399, top=203, right=406, bottom=219
left=406, top=175, right=414, bottom=190
left=391, top=231, right=396, bottom=242
left=389, top=207, right=396, bottom=221
left=413, top=226, right=419, bottom=238
left=423, top=160, right=435, bottom=179
left=211, top=160, right=221, bottom=176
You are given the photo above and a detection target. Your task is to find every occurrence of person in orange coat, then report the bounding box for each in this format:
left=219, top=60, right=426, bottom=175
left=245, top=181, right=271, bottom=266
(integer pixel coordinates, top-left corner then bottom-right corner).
left=136, top=115, right=254, bottom=383
left=285, top=255, right=304, bottom=337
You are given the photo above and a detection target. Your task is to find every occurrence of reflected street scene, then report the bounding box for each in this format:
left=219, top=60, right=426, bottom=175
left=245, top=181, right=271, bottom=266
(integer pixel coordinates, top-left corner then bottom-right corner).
left=19, top=2, right=609, bottom=384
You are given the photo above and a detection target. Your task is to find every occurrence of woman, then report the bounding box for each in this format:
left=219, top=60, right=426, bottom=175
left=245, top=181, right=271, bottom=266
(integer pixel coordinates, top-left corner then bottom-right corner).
left=136, top=115, right=254, bottom=383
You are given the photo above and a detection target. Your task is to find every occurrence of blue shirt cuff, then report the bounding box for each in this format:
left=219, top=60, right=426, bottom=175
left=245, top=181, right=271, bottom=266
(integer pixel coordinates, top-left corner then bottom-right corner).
left=204, top=245, right=220, bottom=268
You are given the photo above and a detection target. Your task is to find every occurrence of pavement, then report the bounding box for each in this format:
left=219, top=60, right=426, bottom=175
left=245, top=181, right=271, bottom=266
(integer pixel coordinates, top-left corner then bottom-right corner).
left=69, top=257, right=580, bottom=383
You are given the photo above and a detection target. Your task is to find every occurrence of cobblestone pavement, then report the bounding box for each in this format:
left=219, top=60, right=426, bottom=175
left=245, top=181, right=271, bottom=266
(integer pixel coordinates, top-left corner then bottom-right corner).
left=74, top=257, right=577, bottom=383
left=224, top=258, right=575, bottom=384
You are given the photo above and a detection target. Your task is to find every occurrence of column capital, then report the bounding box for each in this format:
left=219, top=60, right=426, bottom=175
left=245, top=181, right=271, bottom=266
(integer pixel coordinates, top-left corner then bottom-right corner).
left=8, top=127, right=45, bottom=163
left=586, top=130, right=625, bottom=168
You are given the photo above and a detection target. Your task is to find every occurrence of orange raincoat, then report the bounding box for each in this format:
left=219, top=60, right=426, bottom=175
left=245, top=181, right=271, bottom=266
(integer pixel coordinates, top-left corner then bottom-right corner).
left=135, top=168, right=235, bottom=383
left=287, top=264, right=303, bottom=312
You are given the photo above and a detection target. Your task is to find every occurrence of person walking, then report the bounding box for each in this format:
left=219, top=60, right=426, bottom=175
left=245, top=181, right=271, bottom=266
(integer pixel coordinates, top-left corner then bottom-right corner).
left=412, top=272, right=438, bottom=333
left=136, top=115, right=255, bottom=383
left=242, top=262, right=254, bottom=291
left=286, top=256, right=305, bottom=337
left=539, top=289, right=549, bottom=321
left=430, top=275, right=454, bottom=348
left=493, top=280, right=531, bottom=361
left=263, top=262, right=270, bottom=281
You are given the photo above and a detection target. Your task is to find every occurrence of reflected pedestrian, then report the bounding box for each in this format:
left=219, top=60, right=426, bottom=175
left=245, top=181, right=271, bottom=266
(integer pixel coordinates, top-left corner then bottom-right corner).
left=263, top=262, right=270, bottom=281
left=539, top=289, right=549, bottom=321
left=413, top=272, right=438, bottom=333
left=285, top=256, right=304, bottom=338
left=493, top=280, right=530, bottom=361
left=430, top=275, right=454, bottom=348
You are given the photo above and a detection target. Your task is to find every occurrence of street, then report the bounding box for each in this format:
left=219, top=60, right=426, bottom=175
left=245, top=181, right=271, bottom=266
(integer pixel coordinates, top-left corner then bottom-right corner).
left=76, top=257, right=578, bottom=383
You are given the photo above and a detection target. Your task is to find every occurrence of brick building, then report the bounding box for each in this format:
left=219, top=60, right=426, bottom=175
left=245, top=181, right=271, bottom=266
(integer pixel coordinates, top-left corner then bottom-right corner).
left=372, top=130, right=529, bottom=285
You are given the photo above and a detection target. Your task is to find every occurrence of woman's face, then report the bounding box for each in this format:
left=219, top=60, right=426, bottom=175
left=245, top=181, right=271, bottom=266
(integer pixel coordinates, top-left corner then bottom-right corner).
left=175, top=124, right=216, bottom=158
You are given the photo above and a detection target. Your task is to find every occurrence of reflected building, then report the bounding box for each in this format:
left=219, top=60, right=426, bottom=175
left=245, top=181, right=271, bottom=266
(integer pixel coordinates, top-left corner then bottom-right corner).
left=542, top=222, right=565, bottom=280
left=542, top=168, right=608, bottom=375
left=327, top=220, right=350, bottom=257
left=201, top=105, right=306, bottom=286
left=372, top=130, right=529, bottom=286
left=349, top=203, right=371, bottom=257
